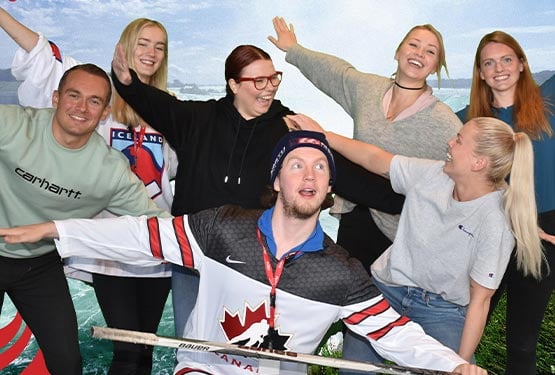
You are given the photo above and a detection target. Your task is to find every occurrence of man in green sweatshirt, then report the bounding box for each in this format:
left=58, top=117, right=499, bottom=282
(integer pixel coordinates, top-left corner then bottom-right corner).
left=0, top=63, right=167, bottom=375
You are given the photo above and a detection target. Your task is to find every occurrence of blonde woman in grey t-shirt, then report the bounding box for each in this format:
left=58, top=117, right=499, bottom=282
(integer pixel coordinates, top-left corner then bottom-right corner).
left=291, top=113, right=541, bottom=368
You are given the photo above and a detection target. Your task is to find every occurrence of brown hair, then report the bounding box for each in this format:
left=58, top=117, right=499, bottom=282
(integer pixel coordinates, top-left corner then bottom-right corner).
left=111, top=18, right=169, bottom=127
left=58, top=63, right=112, bottom=104
left=465, top=31, right=551, bottom=139
left=225, top=45, right=272, bottom=96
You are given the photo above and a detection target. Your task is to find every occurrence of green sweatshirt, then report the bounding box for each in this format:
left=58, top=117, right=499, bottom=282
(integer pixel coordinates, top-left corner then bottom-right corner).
left=0, top=105, right=168, bottom=258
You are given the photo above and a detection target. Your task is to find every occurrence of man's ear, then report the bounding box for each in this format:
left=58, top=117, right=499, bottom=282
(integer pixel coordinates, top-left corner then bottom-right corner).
left=101, top=105, right=111, bottom=121
left=273, top=175, right=280, bottom=192
left=52, top=90, right=59, bottom=108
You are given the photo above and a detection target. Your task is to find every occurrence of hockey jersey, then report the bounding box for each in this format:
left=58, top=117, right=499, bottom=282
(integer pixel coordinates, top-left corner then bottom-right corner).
left=54, top=205, right=466, bottom=374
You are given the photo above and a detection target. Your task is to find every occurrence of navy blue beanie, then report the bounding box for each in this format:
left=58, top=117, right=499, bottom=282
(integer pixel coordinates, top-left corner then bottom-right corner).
left=270, top=130, right=336, bottom=185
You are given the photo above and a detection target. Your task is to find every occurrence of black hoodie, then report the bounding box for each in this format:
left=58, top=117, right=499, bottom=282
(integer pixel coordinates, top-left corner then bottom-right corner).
left=112, top=70, right=292, bottom=215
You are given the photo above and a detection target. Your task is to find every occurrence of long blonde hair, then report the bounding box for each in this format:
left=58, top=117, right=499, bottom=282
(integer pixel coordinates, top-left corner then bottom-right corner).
left=394, top=24, right=449, bottom=88
left=465, top=31, right=551, bottom=139
left=472, top=117, right=545, bottom=279
left=111, top=18, right=169, bottom=127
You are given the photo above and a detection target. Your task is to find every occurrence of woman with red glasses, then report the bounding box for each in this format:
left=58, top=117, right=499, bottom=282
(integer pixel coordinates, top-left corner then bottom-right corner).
left=111, top=43, right=294, bottom=346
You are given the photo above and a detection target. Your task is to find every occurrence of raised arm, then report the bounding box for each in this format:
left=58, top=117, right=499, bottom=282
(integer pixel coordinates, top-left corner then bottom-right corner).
left=1, top=7, right=81, bottom=108
left=287, top=114, right=394, bottom=178
left=111, top=43, right=195, bottom=148
left=332, top=151, right=404, bottom=214
left=269, top=16, right=366, bottom=117
left=0, top=6, right=39, bottom=52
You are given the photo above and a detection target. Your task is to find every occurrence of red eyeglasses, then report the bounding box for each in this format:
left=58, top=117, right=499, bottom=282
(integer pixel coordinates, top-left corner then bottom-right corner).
left=236, top=72, right=283, bottom=90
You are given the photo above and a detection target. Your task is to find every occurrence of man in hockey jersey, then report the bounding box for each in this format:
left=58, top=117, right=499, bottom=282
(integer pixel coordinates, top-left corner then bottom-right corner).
left=0, top=131, right=486, bottom=375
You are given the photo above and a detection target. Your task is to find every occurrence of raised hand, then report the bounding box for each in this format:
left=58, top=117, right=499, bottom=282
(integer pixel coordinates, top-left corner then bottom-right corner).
left=285, top=114, right=326, bottom=133
left=268, top=16, right=298, bottom=52
left=111, top=43, right=132, bottom=85
left=0, top=6, right=39, bottom=52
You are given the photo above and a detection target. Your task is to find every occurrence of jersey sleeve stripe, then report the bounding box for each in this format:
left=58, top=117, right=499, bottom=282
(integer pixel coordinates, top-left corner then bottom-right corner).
left=147, top=217, right=163, bottom=259
left=344, top=298, right=390, bottom=325
left=172, top=216, right=194, bottom=268
left=367, top=315, right=411, bottom=341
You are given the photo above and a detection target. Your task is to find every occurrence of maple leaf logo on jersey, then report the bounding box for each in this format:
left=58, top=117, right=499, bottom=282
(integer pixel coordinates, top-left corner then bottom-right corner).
left=220, top=301, right=291, bottom=350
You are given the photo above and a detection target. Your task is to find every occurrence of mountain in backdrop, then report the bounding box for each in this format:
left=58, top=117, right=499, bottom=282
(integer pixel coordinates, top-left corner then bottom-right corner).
left=430, top=70, right=554, bottom=88
left=0, top=68, right=17, bottom=81
left=0, top=68, right=553, bottom=105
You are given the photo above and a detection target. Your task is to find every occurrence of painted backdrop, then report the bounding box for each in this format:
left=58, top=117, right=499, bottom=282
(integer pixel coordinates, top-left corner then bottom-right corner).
left=0, top=0, right=554, bottom=374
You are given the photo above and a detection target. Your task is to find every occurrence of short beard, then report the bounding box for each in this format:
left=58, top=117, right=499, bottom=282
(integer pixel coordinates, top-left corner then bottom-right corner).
left=279, top=191, right=320, bottom=220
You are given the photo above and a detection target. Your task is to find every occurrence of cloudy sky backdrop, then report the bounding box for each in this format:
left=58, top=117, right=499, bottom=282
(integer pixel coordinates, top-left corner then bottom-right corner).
left=1, top=0, right=553, bottom=133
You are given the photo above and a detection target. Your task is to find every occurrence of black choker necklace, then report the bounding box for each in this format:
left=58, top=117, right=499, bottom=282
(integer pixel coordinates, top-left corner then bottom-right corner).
left=394, top=81, right=425, bottom=91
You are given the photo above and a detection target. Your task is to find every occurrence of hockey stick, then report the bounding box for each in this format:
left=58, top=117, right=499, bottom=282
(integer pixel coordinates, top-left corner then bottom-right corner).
left=91, top=326, right=458, bottom=375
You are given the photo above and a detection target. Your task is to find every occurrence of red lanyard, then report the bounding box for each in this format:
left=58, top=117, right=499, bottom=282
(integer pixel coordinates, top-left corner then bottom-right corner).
left=131, top=126, right=146, bottom=172
left=256, top=228, right=298, bottom=336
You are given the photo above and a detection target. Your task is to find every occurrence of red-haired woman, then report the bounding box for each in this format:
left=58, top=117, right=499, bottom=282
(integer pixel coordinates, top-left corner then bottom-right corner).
left=458, top=31, right=555, bottom=374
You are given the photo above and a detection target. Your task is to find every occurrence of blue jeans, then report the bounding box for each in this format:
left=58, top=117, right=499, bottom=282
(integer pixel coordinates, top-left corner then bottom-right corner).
left=340, top=278, right=467, bottom=375
left=171, top=264, right=200, bottom=337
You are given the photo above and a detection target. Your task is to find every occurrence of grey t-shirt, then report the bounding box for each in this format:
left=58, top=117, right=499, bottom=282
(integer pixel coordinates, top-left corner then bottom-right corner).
left=371, top=156, right=514, bottom=306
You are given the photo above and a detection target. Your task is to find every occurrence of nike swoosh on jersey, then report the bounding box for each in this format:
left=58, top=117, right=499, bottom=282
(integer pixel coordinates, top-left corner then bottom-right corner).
left=225, top=255, right=246, bottom=264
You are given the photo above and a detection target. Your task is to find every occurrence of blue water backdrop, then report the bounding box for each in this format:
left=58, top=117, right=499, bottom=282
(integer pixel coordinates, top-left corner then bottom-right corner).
left=0, top=88, right=470, bottom=374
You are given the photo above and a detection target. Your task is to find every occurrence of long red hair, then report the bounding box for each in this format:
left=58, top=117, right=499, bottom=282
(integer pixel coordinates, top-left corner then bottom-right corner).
left=465, top=31, right=550, bottom=139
